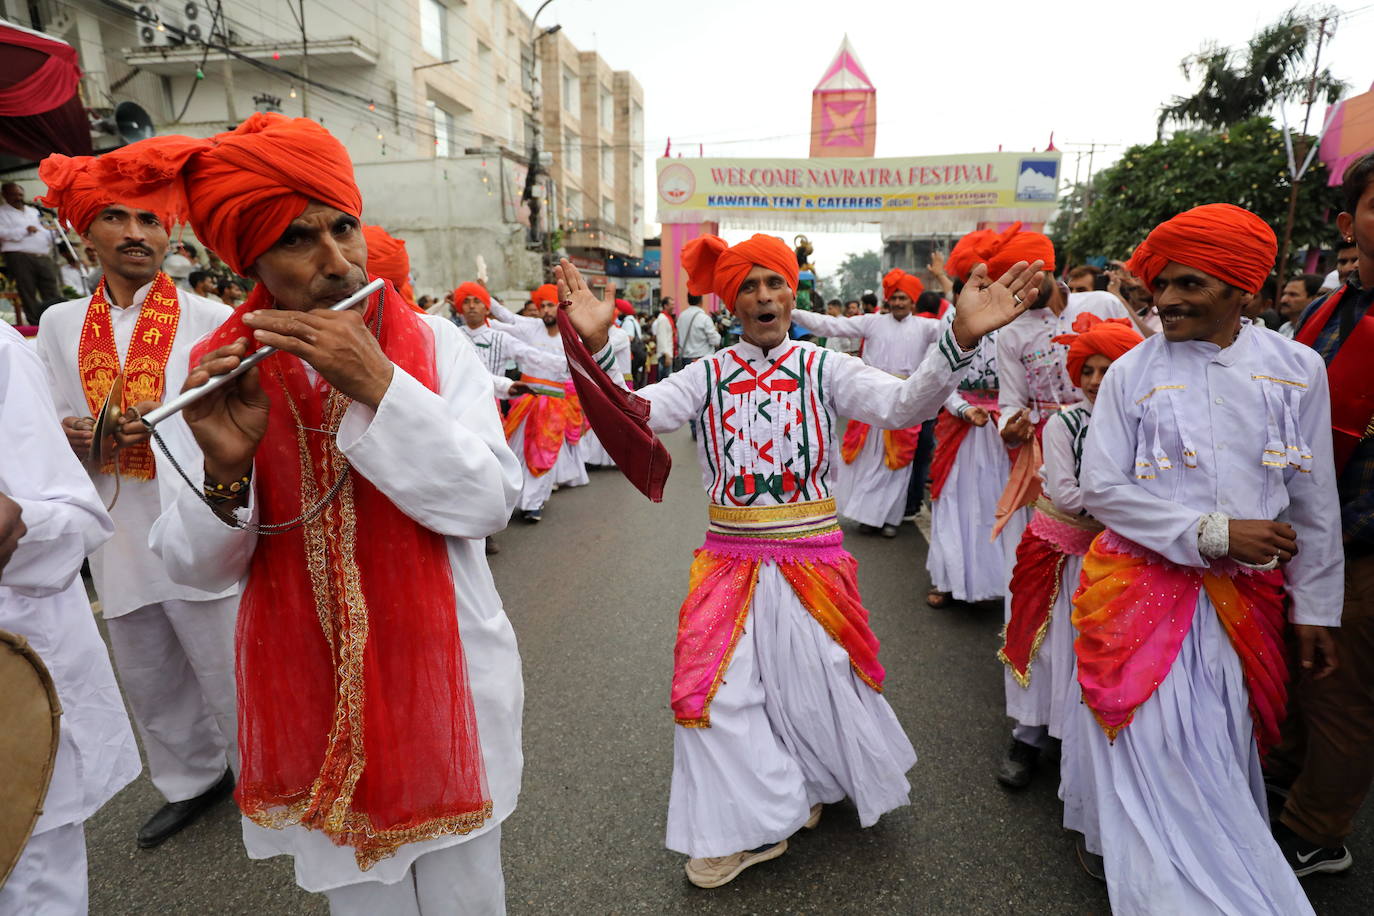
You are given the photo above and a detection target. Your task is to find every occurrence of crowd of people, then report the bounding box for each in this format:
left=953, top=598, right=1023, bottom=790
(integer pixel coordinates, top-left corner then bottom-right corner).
left=0, top=108, right=1368, bottom=916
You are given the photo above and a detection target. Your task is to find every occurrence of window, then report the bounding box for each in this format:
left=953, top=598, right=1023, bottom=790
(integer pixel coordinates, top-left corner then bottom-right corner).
left=600, top=89, right=613, bottom=131
left=562, top=67, right=579, bottom=115
left=631, top=99, right=643, bottom=139
left=600, top=146, right=613, bottom=185
left=428, top=100, right=454, bottom=157
left=565, top=189, right=582, bottom=220
left=563, top=129, right=580, bottom=175
left=602, top=195, right=614, bottom=222
left=520, top=45, right=533, bottom=95
left=420, top=0, right=446, bottom=59
left=478, top=40, right=493, bottom=86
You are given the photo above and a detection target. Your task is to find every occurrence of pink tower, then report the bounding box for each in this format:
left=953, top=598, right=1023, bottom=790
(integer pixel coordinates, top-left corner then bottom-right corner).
left=810, top=35, right=876, bottom=158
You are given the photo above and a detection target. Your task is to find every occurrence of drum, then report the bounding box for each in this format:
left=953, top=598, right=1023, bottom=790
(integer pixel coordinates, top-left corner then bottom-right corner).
left=0, top=629, right=61, bottom=889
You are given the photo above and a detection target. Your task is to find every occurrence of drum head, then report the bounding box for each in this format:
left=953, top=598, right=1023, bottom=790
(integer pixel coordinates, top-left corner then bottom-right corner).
left=89, top=373, right=124, bottom=466
left=0, top=630, right=61, bottom=889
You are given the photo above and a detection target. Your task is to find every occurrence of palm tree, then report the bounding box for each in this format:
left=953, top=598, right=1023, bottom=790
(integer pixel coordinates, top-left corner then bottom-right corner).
left=1157, top=8, right=1346, bottom=138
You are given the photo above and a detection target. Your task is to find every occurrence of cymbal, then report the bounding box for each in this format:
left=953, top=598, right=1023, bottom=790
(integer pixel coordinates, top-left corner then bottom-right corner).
left=89, top=373, right=124, bottom=466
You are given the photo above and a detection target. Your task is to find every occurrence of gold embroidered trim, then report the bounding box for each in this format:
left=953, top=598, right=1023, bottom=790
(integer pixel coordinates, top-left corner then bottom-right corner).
left=709, top=523, right=842, bottom=540
left=1251, top=374, right=1307, bottom=389
left=997, top=552, right=1068, bottom=688
left=1135, top=384, right=1185, bottom=404
left=689, top=563, right=761, bottom=729
left=707, top=497, right=838, bottom=524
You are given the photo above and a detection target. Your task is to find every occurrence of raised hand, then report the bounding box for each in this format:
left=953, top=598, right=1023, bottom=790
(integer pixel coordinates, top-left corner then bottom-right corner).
left=950, top=260, right=1044, bottom=350
left=555, top=258, right=615, bottom=352
left=928, top=249, right=948, bottom=279
left=182, top=338, right=271, bottom=485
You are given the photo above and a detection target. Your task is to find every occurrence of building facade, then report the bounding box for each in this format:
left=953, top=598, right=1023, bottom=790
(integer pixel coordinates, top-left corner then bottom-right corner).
left=2, top=0, right=644, bottom=300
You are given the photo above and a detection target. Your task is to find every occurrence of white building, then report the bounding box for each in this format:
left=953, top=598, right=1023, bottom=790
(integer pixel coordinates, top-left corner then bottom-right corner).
left=1, top=0, right=645, bottom=300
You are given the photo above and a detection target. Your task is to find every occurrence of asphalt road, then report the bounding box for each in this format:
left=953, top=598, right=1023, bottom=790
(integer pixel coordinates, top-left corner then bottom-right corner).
left=85, top=428, right=1371, bottom=914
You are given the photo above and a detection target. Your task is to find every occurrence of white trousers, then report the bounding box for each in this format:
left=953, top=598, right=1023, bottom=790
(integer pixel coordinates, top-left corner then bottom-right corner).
left=105, top=596, right=239, bottom=802
left=0, top=822, right=88, bottom=915
left=553, top=438, right=589, bottom=487
left=323, top=826, right=504, bottom=916
left=835, top=430, right=908, bottom=528
left=508, top=424, right=558, bottom=512
left=926, top=421, right=1008, bottom=602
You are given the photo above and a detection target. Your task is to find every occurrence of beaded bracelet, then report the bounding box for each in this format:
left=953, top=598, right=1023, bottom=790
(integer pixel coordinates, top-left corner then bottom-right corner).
left=204, top=472, right=251, bottom=502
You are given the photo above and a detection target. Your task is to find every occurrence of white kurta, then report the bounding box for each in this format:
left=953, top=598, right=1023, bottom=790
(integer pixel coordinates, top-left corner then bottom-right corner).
left=790, top=309, right=943, bottom=527
left=596, top=324, right=978, bottom=856
left=0, top=323, right=140, bottom=913
left=458, top=321, right=516, bottom=398
left=927, top=315, right=1006, bottom=602
left=34, top=284, right=239, bottom=617
left=150, top=314, right=525, bottom=893
left=1075, top=321, right=1341, bottom=915
left=581, top=326, right=631, bottom=467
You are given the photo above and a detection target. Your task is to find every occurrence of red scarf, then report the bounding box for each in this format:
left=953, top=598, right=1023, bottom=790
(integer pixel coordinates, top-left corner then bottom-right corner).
left=78, top=272, right=181, bottom=479
left=190, top=280, right=490, bottom=869
left=1295, top=284, right=1374, bottom=474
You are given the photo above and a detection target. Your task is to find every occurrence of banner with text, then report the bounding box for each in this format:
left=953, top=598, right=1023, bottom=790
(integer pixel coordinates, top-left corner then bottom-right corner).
left=656, top=153, right=1060, bottom=232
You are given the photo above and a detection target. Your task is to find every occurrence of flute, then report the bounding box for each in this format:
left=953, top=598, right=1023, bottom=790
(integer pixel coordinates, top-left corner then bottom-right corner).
left=139, top=278, right=384, bottom=429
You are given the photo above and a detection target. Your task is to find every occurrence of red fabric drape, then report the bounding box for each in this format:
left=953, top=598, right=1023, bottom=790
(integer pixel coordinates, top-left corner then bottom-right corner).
left=0, top=29, right=90, bottom=159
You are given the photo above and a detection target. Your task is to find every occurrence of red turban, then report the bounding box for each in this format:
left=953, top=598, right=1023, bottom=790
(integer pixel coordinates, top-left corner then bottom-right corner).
left=37, top=154, right=118, bottom=234
left=945, top=223, right=1056, bottom=283
left=1052, top=314, right=1143, bottom=387
left=361, top=225, right=418, bottom=309
left=453, top=281, right=491, bottom=308
left=1124, top=203, right=1276, bottom=294
left=681, top=234, right=798, bottom=312
left=614, top=298, right=634, bottom=317
left=85, top=113, right=361, bottom=276
left=882, top=268, right=925, bottom=303
left=530, top=283, right=559, bottom=306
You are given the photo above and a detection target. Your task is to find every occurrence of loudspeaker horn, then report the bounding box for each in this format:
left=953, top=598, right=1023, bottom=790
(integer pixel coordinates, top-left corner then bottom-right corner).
left=113, top=101, right=156, bottom=144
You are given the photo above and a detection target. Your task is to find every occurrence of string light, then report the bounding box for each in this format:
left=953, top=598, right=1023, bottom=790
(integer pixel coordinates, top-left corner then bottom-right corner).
left=289, top=85, right=297, bottom=99
left=368, top=102, right=376, bottom=112
left=156, top=20, right=165, bottom=31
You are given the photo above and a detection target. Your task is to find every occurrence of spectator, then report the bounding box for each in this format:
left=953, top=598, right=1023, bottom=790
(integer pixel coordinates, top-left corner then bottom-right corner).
left=1277, top=273, right=1323, bottom=338
left=651, top=298, right=676, bottom=381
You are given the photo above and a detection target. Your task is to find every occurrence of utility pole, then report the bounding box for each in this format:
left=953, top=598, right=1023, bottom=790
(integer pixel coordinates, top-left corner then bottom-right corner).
left=1276, top=14, right=1332, bottom=286
left=522, top=0, right=560, bottom=257
left=287, top=0, right=310, bottom=117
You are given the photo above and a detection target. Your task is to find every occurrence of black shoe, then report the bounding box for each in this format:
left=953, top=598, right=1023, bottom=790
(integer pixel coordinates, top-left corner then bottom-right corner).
left=522, top=509, right=542, bottom=523
left=1075, top=835, right=1106, bottom=882
left=137, top=769, right=235, bottom=849
left=996, top=739, right=1040, bottom=789
left=1274, top=822, right=1353, bottom=877
left=880, top=524, right=899, bottom=539
left=857, top=523, right=880, bottom=535
left=484, top=538, right=500, bottom=556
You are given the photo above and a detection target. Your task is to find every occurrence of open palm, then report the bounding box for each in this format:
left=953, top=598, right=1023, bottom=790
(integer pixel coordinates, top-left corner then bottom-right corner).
left=555, top=258, right=615, bottom=352
left=950, top=260, right=1045, bottom=348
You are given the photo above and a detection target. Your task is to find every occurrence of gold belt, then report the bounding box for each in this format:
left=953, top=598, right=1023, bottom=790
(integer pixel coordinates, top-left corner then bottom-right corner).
left=707, top=497, right=841, bottom=539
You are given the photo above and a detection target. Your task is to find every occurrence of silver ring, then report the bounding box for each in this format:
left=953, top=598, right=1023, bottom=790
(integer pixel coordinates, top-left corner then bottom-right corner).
left=1013, top=294, right=1024, bottom=305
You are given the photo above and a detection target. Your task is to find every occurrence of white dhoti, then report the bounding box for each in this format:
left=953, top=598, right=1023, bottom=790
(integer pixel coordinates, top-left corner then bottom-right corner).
left=553, top=438, right=589, bottom=487
left=104, top=595, right=239, bottom=801
left=322, top=825, right=504, bottom=916
left=835, top=429, right=909, bottom=529
left=579, top=428, right=615, bottom=467
left=507, top=423, right=558, bottom=512
left=926, top=422, right=1009, bottom=602
left=1071, top=598, right=1314, bottom=915
left=665, top=564, right=916, bottom=857
left=0, top=822, right=88, bottom=916
left=1003, top=553, right=1083, bottom=740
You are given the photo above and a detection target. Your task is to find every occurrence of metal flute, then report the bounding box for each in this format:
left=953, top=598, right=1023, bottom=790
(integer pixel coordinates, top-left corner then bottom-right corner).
left=138, top=278, right=384, bottom=429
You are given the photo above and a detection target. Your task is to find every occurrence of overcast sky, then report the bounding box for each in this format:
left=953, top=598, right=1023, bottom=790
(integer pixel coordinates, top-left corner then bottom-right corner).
left=519, top=0, right=1374, bottom=276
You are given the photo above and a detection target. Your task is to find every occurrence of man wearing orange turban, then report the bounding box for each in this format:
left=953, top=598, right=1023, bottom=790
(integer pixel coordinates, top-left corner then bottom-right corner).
left=1067, top=204, right=1340, bottom=913
left=98, top=114, right=524, bottom=912
left=553, top=237, right=1046, bottom=887
left=486, top=280, right=588, bottom=517
left=792, top=263, right=944, bottom=537
left=360, top=224, right=419, bottom=310
left=34, top=152, right=243, bottom=852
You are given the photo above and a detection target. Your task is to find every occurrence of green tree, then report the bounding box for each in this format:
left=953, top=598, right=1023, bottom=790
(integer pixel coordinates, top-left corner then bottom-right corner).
left=824, top=249, right=881, bottom=302
left=1062, top=117, right=1342, bottom=266
left=1158, top=7, right=1345, bottom=137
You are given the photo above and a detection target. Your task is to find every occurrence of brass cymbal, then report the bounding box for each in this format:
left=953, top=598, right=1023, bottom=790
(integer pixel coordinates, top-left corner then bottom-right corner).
left=89, top=373, right=124, bottom=466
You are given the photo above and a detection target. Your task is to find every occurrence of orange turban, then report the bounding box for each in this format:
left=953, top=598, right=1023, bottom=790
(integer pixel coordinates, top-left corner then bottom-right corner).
left=614, top=298, right=635, bottom=317
left=530, top=283, right=559, bottom=306
left=453, top=281, right=490, bottom=308
left=681, top=234, right=798, bottom=312
left=37, top=154, right=118, bottom=234
left=945, top=223, right=1056, bottom=283
left=1052, top=314, right=1143, bottom=387
left=1124, top=203, right=1276, bottom=294
left=882, top=268, right=925, bottom=303
left=85, top=113, right=361, bottom=276
left=361, top=225, right=417, bottom=308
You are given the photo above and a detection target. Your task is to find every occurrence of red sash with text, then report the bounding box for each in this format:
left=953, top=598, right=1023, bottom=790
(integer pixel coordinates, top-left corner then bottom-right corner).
left=77, top=272, right=180, bottom=479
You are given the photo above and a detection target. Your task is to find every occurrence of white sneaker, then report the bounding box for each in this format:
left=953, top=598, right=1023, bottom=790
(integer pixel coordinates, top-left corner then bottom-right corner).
left=803, top=804, right=822, bottom=830
left=684, top=840, right=788, bottom=888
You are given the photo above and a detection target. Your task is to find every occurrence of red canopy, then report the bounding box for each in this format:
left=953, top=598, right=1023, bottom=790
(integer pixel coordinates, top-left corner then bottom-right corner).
left=0, top=21, right=91, bottom=160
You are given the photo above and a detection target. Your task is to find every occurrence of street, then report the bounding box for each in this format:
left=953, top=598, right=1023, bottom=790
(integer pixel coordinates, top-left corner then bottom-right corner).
left=85, top=428, right=1372, bottom=915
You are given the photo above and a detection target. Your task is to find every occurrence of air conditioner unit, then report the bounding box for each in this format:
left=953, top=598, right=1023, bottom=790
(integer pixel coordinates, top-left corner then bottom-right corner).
left=182, top=2, right=206, bottom=42
left=134, top=2, right=185, bottom=48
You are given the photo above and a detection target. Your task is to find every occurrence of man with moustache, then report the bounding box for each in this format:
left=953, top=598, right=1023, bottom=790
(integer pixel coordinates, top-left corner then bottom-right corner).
left=88, top=113, right=524, bottom=913
left=34, top=155, right=240, bottom=849
left=790, top=268, right=943, bottom=537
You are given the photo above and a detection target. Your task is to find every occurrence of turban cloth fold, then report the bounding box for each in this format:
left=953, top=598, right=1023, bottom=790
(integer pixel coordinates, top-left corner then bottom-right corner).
left=37, top=153, right=116, bottom=234
left=1125, top=203, right=1276, bottom=294
left=84, top=113, right=361, bottom=276
left=361, top=225, right=417, bottom=308
left=1052, top=314, right=1143, bottom=387
left=681, top=233, right=798, bottom=312
left=882, top=268, right=925, bottom=303
left=945, top=223, right=1056, bottom=283
left=530, top=283, right=559, bottom=306
left=614, top=298, right=635, bottom=316
left=453, top=281, right=491, bottom=308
